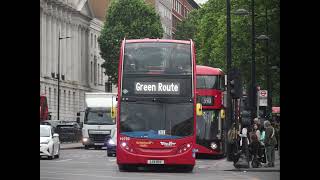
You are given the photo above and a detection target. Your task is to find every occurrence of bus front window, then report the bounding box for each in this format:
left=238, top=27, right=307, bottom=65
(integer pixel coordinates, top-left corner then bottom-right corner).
left=120, top=102, right=193, bottom=139
left=196, top=75, right=218, bottom=89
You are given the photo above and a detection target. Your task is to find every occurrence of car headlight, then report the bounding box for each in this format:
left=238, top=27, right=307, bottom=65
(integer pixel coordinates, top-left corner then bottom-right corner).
left=210, top=142, right=217, bottom=150
left=83, top=138, right=88, bottom=142
left=108, top=139, right=116, bottom=145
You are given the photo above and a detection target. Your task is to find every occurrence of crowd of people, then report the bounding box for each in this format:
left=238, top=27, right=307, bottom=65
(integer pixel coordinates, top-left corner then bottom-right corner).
left=228, top=116, right=280, bottom=168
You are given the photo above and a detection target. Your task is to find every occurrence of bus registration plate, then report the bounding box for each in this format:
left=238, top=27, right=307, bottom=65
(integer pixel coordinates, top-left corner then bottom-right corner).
left=147, top=160, right=164, bottom=164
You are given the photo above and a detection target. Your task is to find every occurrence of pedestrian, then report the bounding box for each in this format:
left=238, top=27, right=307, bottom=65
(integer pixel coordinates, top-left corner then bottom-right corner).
left=250, top=123, right=261, bottom=142
left=249, top=132, right=262, bottom=168
left=263, top=120, right=277, bottom=167
left=227, top=123, right=238, bottom=162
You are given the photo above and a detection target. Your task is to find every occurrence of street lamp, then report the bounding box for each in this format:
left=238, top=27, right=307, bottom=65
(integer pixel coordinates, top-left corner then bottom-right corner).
left=256, top=0, right=271, bottom=118
left=233, top=0, right=256, bottom=123
left=57, top=30, right=71, bottom=120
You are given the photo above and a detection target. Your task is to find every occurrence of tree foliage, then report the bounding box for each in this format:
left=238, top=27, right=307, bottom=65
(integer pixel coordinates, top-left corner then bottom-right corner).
left=98, top=0, right=163, bottom=85
left=175, top=0, right=280, bottom=106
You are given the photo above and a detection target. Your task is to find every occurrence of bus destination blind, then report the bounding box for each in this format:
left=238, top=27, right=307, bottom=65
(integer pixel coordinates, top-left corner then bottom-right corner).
left=134, top=82, right=180, bottom=95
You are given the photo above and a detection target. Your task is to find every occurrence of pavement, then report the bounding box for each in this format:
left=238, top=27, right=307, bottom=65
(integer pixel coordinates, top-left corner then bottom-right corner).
left=59, top=142, right=280, bottom=172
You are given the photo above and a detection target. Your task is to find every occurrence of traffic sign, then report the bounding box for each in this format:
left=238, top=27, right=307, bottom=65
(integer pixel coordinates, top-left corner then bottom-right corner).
left=259, top=90, right=268, bottom=98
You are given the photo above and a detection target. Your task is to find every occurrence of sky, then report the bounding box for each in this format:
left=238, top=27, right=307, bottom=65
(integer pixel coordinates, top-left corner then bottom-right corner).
left=194, top=0, right=208, bottom=5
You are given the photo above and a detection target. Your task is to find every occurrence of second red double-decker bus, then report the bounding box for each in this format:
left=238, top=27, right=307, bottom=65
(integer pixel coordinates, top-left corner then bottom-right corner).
left=40, top=94, right=48, bottom=121
left=195, top=65, right=225, bottom=158
left=116, top=39, right=201, bottom=172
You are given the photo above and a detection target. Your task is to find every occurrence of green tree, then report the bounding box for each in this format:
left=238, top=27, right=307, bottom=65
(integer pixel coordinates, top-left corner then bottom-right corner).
left=98, top=0, right=163, bottom=85
left=175, top=0, right=280, bottom=106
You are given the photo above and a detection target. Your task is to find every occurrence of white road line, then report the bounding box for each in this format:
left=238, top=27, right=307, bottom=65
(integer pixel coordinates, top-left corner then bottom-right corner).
left=40, top=176, right=64, bottom=180
left=54, top=159, right=72, bottom=162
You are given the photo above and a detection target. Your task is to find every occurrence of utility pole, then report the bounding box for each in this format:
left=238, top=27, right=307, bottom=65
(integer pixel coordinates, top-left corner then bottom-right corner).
left=57, top=30, right=71, bottom=120
left=250, top=0, right=256, bottom=123
left=226, top=0, right=233, bottom=161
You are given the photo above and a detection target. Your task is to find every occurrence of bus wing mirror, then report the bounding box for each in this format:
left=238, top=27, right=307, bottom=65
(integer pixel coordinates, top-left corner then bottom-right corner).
left=196, top=103, right=203, bottom=116
left=111, top=107, right=117, bottom=119
left=220, top=109, right=225, bottom=119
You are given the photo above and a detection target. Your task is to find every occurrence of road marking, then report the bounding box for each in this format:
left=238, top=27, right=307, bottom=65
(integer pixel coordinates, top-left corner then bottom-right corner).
left=40, top=177, right=64, bottom=180
left=54, top=159, right=72, bottom=162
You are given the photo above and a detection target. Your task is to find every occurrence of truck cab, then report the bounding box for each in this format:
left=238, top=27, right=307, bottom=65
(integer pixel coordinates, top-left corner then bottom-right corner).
left=82, top=92, right=117, bottom=149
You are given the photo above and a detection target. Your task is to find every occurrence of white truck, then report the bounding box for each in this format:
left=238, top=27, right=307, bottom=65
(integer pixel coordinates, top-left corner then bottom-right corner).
left=82, top=92, right=117, bottom=149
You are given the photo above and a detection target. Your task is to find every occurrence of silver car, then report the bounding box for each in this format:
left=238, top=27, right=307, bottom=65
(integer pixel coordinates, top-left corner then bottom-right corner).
left=40, top=125, right=60, bottom=159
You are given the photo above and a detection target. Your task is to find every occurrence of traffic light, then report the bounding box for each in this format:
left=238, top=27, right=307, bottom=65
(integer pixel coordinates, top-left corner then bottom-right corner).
left=229, top=68, right=242, bottom=99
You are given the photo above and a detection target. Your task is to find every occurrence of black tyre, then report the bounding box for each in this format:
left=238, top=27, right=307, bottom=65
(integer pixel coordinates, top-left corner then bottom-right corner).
left=48, top=148, right=54, bottom=160
left=84, top=145, right=89, bottom=149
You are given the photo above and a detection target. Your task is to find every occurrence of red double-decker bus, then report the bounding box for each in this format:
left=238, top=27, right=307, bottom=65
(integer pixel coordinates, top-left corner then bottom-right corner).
left=116, top=39, right=201, bottom=172
left=40, top=95, right=48, bottom=121
left=195, top=65, right=225, bottom=158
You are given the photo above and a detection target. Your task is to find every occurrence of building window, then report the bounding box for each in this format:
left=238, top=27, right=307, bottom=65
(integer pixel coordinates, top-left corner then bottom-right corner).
left=91, top=61, right=93, bottom=83
left=48, top=88, right=51, bottom=108
left=94, top=56, right=97, bottom=85
left=98, top=63, right=100, bottom=85
left=101, top=65, right=103, bottom=85
left=64, top=90, right=66, bottom=114
left=106, top=81, right=112, bottom=92
left=91, top=33, right=93, bottom=48
left=94, top=35, right=96, bottom=49
left=68, top=91, right=71, bottom=115
left=73, top=92, right=76, bottom=113
left=54, top=88, right=56, bottom=111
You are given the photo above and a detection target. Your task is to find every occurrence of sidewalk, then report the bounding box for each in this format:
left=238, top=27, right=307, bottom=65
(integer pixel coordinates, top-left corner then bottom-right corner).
left=224, top=150, right=280, bottom=172
left=60, top=142, right=84, bottom=150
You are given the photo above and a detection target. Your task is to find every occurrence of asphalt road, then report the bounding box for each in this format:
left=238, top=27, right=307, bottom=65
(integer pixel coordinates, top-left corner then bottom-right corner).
left=40, top=149, right=279, bottom=180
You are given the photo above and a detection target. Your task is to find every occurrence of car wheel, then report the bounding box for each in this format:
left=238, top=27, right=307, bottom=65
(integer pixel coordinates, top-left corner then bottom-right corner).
left=84, top=145, right=89, bottom=150
left=48, top=147, right=54, bottom=160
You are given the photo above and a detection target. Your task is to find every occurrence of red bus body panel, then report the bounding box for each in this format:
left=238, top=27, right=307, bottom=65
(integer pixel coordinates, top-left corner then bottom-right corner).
left=196, top=65, right=225, bottom=156
left=116, top=39, right=197, bottom=166
left=40, top=95, right=48, bottom=121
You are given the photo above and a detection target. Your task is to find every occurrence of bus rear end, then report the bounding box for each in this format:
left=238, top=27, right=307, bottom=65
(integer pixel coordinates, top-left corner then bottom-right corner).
left=195, top=65, right=225, bottom=158
left=116, top=39, right=199, bottom=172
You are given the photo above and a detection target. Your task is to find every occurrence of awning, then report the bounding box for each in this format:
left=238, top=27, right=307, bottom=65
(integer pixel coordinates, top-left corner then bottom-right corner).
left=272, top=107, right=280, bottom=114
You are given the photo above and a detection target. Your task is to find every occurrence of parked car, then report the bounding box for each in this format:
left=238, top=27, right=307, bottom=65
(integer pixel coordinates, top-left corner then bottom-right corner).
left=55, top=122, right=82, bottom=143
left=40, top=125, right=60, bottom=159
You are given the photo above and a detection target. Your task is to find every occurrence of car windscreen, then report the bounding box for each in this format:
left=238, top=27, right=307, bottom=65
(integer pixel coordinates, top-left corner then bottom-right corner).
left=40, top=127, right=50, bottom=137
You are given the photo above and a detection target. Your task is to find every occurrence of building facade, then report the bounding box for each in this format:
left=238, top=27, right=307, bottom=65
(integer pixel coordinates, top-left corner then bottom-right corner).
left=40, top=0, right=113, bottom=121
left=171, top=0, right=199, bottom=38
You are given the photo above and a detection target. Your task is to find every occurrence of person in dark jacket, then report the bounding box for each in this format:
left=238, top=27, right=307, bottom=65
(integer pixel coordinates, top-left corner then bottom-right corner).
left=263, top=120, right=277, bottom=167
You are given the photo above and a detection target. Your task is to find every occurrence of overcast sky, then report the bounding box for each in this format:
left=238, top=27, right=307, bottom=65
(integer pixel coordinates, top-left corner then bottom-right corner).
left=194, top=0, right=208, bottom=5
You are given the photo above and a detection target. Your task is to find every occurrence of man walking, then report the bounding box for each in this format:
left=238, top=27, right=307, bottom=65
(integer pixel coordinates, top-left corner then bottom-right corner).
left=263, top=120, right=277, bottom=167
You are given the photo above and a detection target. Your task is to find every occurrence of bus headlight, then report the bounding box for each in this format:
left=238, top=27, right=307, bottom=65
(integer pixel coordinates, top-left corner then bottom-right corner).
left=210, top=142, right=217, bottom=150
left=177, top=143, right=192, bottom=154
left=120, top=142, right=134, bottom=153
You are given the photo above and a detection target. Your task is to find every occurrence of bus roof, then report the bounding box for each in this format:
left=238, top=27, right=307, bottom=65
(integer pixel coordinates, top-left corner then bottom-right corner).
left=125, top=39, right=191, bottom=44
left=196, top=65, right=224, bottom=75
